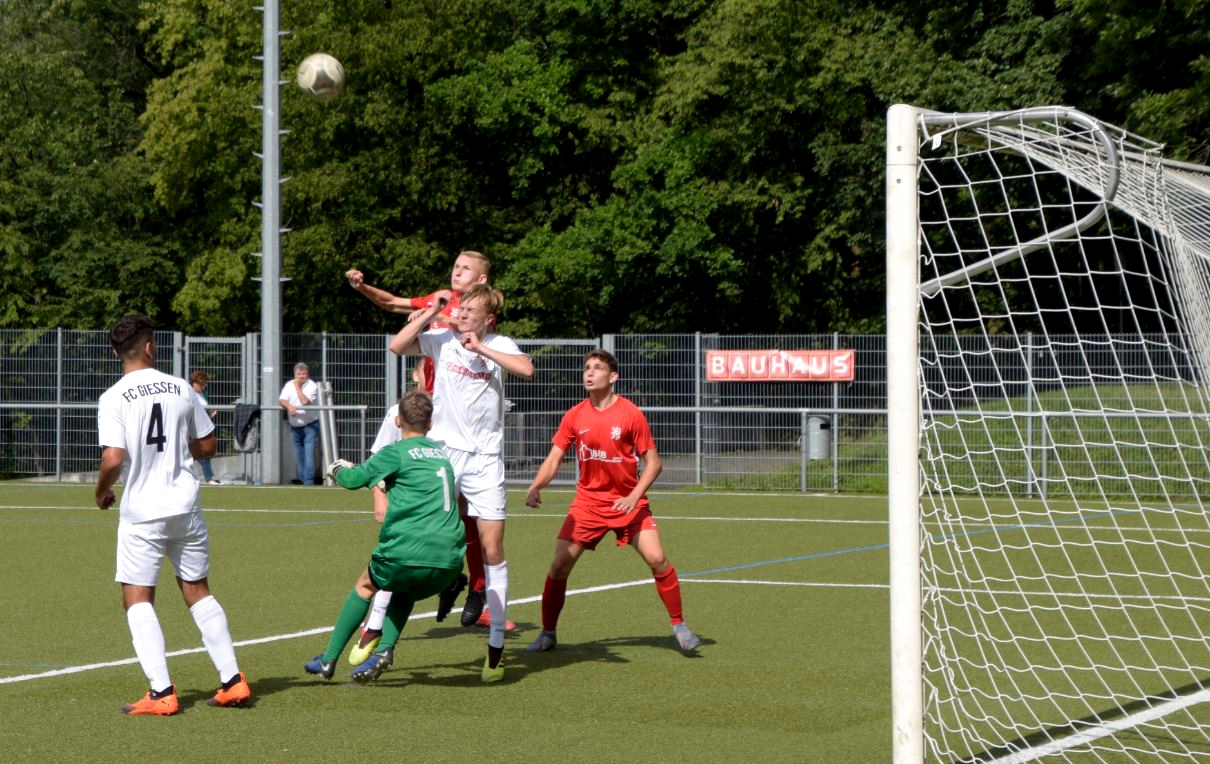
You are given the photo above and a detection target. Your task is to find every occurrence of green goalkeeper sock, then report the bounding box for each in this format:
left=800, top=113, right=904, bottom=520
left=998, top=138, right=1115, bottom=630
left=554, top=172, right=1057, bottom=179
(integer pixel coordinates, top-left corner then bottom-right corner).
left=379, top=595, right=416, bottom=651
left=323, top=590, right=370, bottom=663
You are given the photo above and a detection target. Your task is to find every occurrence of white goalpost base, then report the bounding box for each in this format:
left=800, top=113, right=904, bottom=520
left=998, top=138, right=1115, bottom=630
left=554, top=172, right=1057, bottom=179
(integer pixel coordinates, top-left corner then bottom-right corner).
left=887, top=105, right=1210, bottom=762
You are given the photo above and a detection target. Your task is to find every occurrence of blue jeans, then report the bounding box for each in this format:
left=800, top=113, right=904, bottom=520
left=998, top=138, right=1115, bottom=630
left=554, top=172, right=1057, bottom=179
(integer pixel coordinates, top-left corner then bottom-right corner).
left=291, top=420, right=320, bottom=485
left=200, top=457, right=214, bottom=481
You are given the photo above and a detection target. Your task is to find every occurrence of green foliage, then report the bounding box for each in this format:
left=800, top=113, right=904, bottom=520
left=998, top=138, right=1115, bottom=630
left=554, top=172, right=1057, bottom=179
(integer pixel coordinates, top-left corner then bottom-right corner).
left=3, top=0, right=1208, bottom=335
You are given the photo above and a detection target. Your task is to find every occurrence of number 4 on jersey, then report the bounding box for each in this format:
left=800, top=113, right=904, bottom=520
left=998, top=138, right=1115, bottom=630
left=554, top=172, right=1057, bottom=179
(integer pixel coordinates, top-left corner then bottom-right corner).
left=145, top=402, right=167, bottom=452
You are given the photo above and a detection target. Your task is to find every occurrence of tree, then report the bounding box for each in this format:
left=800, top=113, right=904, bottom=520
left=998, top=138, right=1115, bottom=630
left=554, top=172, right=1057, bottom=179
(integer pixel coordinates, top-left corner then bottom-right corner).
left=0, top=0, right=175, bottom=328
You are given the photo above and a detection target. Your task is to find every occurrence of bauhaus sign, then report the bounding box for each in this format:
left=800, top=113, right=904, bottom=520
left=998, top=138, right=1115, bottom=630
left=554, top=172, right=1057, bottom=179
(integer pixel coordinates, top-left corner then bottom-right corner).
left=705, top=349, right=855, bottom=382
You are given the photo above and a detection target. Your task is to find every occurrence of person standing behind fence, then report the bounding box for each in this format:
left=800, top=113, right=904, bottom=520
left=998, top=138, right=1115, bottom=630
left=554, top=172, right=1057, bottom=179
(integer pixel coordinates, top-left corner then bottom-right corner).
left=95, top=314, right=251, bottom=715
left=189, top=371, right=219, bottom=485
left=523, top=349, right=701, bottom=655
left=278, top=362, right=320, bottom=485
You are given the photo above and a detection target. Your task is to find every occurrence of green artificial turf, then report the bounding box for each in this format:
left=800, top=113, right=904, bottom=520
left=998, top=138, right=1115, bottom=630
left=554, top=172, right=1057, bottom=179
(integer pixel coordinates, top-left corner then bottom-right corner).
left=0, top=483, right=891, bottom=762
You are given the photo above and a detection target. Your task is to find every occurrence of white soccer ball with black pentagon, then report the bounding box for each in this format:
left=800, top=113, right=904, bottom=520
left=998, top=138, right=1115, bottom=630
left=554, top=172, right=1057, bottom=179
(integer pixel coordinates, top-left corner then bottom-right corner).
left=296, top=53, right=345, bottom=102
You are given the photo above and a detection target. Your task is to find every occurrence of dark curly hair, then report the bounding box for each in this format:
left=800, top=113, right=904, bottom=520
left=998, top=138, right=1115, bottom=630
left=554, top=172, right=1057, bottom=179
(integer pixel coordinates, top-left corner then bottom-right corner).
left=109, top=314, right=155, bottom=357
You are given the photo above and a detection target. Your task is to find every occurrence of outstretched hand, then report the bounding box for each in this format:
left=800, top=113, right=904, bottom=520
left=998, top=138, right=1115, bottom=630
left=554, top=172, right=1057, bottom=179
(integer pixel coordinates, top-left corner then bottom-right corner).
left=345, top=269, right=364, bottom=288
left=326, top=458, right=354, bottom=479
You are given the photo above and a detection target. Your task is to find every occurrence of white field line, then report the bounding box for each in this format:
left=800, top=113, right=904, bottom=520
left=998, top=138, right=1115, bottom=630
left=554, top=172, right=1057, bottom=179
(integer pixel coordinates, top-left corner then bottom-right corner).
left=987, top=689, right=1210, bottom=763
left=0, top=505, right=883, bottom=525
left=0, top=576, right=829, bottom=686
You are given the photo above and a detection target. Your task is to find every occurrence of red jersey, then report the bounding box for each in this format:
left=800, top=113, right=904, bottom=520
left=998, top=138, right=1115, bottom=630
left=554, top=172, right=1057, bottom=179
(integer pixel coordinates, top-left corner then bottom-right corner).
left=409, top=291, right=465, bottom=330
left=553, top=396, right=656, bottom=511
left=408, top=291, right=465, bottom=394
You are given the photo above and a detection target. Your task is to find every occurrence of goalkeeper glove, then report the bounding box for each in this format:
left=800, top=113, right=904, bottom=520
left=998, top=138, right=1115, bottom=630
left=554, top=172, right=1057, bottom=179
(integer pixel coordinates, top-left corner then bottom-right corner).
left=326, top=458, right=353, bottom=478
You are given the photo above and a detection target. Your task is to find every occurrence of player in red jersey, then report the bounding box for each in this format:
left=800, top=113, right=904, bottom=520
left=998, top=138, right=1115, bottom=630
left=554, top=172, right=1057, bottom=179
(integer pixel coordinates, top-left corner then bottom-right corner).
left=345, top=250, right=490, bottom=394
left=524, top=349, right=701, bottom=654
left=345, top=250, right=499, bottom=630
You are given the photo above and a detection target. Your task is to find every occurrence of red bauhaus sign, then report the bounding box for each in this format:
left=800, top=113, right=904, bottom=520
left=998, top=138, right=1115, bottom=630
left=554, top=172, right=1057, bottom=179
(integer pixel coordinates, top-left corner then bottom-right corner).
left=705, top=349, right=855, bottom=382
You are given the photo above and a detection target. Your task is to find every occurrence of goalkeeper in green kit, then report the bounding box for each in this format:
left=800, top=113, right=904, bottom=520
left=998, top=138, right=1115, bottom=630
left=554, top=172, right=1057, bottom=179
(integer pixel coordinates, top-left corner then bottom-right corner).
left=304, top=390, right=467, bottom=683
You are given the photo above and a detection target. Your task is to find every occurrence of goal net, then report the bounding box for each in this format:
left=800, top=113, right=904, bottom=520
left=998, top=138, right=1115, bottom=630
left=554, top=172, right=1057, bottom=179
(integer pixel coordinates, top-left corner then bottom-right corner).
left=886, top=105, right=1210, bottom=762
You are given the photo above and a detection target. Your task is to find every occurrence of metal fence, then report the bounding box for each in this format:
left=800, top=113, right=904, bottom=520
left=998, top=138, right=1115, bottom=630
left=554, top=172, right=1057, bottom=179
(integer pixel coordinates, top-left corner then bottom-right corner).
left=0, top=329, right=884, bottom=490
left=7, top=329, right=1201, bottom=493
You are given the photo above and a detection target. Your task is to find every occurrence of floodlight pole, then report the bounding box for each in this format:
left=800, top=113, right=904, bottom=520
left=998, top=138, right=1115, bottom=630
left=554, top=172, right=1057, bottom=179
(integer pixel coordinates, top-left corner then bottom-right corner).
left=256, top=0, right=284, bottom=484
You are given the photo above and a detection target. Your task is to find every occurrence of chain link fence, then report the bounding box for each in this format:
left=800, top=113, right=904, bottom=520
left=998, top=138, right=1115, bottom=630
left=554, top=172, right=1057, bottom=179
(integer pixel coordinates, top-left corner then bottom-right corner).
left=0, top=329, right=885, bottom=491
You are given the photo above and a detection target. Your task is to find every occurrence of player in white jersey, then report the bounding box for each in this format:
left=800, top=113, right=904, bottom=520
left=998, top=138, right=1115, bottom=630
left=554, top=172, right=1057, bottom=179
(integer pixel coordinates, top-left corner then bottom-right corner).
left=387, top=283, right=534, bottom=681
left=94, top=314, right=250, bottom=715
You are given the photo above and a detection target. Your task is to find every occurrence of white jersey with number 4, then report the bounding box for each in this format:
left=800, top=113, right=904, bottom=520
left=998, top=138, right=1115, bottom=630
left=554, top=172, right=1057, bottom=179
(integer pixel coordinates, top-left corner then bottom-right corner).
left=97, top=367, right=216, bottom=523
left=419, top=329, right=520, bottom=455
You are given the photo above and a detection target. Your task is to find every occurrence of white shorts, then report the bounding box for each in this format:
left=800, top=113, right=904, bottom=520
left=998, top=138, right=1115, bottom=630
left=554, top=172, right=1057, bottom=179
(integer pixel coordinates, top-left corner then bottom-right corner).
left=444, top=447, right=507, bottom=521
left=116, top=512, right=211, bottom=586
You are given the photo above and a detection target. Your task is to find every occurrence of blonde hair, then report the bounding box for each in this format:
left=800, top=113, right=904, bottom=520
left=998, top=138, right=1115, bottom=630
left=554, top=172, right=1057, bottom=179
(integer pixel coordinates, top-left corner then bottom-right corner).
left=457, top=250, right=491, bottom=277
left=460, top=283, right=503, bottom=316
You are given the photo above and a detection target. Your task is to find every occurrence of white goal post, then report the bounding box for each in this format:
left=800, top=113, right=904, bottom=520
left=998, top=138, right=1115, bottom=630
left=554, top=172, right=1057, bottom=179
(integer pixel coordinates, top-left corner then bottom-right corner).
left=887, top=104, right=1210, bottom=762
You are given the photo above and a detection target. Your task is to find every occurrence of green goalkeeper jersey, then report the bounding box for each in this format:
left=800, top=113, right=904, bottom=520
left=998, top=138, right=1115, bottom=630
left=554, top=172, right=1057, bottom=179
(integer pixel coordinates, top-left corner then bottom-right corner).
left=334, top=435, right=465, bottom=570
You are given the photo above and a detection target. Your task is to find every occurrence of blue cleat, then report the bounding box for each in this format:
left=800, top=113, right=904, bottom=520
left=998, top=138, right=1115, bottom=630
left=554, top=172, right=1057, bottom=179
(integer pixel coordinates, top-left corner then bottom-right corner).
left=526, top=630, right=557, bottom=652
left=351, top=648, right=394, bottom=684
left=304, top=655, right=336, bottom=679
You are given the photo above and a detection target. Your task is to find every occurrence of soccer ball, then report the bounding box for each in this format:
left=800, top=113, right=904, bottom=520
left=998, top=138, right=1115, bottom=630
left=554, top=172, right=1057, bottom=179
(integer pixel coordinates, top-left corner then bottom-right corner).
left=296, top=53, right=345, bottom=102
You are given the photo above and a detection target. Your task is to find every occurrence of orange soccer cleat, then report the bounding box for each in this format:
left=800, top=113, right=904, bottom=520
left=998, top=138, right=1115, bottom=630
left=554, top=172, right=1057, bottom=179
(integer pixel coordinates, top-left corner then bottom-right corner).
left=208, top=673, right=252, bottom=707
left=121, top=687, right=180, bottom=716
left=476, top=607, right=516, bottom=632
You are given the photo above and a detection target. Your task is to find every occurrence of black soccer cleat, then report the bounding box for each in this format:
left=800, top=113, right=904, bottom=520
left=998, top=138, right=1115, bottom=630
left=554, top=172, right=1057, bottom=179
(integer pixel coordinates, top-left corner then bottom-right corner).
left=460, top=589, right=486, bottom=628
left=436, top=573, right=469, bottom=622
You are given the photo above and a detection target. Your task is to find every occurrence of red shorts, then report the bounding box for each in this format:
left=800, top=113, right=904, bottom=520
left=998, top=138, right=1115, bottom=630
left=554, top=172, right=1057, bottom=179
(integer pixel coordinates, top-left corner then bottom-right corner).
left=558, top=504, right=657, bottom=551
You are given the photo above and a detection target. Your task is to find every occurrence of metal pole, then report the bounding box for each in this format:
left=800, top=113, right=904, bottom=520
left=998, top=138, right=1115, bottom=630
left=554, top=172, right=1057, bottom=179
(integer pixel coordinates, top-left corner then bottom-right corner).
left=56, top=328, right=63, bottom=481
left=694, top=332, right=703, bottom=486
left=886, top=103, right=924, bottom=764
left=256, top=0, right=283, bottom=483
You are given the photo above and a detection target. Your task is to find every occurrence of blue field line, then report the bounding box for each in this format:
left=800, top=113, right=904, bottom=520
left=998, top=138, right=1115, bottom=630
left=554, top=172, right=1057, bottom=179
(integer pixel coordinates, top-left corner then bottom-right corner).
left=684, top=542, right=890, bottom=578
left=681, top=507, right=1142, bottom=579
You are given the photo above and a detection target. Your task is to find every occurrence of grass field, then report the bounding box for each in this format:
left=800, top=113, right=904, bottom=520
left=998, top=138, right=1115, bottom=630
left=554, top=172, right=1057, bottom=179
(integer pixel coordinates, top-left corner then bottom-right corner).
left=0, top=483, right=891, bottom=762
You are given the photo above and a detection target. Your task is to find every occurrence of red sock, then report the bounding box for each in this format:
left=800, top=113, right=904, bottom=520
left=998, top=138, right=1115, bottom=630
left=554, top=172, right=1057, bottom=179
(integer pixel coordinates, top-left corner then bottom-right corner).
left=541, top=576, right=568, bottom=632
left=463, top=515, right=486, bottom=592
left=654, top=566, right=684, bottom=625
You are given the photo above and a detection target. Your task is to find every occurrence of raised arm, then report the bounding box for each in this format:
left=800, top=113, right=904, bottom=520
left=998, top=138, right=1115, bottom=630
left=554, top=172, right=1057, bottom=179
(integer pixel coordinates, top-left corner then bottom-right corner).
left=461, top=333, right=535, bottom=379
left=388, top=292, right=450, bottom=355
left=346, top=269, right=415, bottom=314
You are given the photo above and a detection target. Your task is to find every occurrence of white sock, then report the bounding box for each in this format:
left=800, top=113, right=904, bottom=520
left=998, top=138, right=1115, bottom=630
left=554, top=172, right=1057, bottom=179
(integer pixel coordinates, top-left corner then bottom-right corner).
left=126, top=601, right=171, bottom=693
left=485, top=561, right=509, bottom=649
left=189, top=595, right=240, bottom=684
left=365, top=590, right=392, bottom=631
